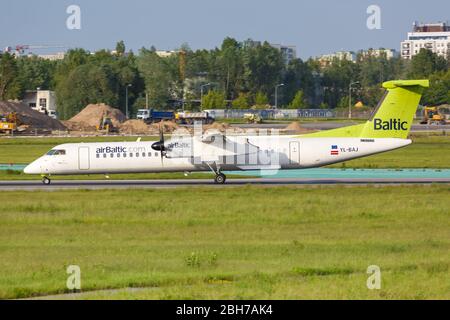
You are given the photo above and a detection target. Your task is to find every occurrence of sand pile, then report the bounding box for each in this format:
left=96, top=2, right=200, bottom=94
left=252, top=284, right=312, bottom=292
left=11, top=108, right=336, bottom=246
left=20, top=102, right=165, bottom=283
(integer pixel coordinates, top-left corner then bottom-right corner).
left=65, top=103, right=126, bottom=131
left=0, top=101, right=66, bottom=131
left=149, top=120, right=179, bottom=133
left=203, top=122, right=231, bottom=132
left=61, top=120, right=96, bottom=132
left=120, top=120, right=155, bottom=134
left=283, top=122, right=311, bottom=134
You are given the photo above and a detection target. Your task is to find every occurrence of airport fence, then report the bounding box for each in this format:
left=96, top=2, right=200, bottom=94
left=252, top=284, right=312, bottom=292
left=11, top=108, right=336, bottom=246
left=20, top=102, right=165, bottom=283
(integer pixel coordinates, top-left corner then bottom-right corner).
left=204, top=109, right=373, bottom=120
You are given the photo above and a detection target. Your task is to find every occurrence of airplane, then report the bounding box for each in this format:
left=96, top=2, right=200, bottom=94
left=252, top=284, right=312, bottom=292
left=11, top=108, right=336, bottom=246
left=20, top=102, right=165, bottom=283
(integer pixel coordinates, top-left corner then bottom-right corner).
left=24, top=80, right=429, bottom=185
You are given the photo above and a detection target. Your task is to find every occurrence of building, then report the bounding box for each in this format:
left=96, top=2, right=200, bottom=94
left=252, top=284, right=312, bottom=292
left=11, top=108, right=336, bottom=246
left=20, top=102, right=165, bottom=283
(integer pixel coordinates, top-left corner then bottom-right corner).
left=316, top=51, right=356, bottom=67
left=37, top=52, right=66, bottom=61
left=401, top=22, right=450, bottom=60
left=242, top=39, right=261, bottom=49
left=155, top=50, right=177, bottom=58
left=360, top=48, right=399, bottom=60
left=22, top=90, right=58, bottom=119
left=242, top=39, right=297, bottom=64
left=269, top=43, right=297, bottom=65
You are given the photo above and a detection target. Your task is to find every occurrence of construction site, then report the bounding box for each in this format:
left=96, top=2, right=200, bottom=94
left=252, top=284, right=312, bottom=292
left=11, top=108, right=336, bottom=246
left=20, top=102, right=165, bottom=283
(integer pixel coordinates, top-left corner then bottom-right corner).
left=0, top=100, right=322, bottom=137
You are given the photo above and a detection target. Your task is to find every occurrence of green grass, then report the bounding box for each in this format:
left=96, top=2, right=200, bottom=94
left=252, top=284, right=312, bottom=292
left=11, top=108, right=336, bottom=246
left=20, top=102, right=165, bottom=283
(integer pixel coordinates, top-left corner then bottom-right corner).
left=0, top=185, right=448, bottom=299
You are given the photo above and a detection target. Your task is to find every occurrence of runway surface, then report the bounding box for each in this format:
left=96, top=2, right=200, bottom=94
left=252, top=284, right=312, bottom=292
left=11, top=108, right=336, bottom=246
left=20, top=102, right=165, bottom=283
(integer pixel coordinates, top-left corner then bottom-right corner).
left=0, top=177, right=449, bottom=190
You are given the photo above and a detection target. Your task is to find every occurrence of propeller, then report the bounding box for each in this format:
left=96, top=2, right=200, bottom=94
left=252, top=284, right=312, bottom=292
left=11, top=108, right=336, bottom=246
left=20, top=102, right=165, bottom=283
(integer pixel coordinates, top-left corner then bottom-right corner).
left=151, top=122, right=166, bottom=165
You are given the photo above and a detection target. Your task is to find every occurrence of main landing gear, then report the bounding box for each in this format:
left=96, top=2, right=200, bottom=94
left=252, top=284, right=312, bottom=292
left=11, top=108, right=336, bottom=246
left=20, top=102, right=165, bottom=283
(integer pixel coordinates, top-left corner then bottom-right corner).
left=42, top=176, right=51, bottom=185
left=214, top=173, right=226, bottom=184
left=206, top=163, right=227, bottom=184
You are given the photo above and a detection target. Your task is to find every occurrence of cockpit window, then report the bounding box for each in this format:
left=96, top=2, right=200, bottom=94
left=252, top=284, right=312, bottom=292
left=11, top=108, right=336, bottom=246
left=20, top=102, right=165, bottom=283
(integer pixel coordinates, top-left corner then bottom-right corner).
left=46, top=149, right=66, bottom=156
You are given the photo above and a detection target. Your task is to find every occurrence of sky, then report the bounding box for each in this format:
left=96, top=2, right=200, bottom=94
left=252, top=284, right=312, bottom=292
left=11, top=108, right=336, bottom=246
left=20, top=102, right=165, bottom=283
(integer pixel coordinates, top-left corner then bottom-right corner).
left=1, top=0, right=449, bottom=59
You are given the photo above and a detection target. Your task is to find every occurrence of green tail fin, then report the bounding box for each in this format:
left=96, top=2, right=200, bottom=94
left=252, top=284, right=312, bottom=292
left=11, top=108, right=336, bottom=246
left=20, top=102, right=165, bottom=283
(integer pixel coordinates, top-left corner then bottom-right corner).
left=301, top=80, right=429, bottom=139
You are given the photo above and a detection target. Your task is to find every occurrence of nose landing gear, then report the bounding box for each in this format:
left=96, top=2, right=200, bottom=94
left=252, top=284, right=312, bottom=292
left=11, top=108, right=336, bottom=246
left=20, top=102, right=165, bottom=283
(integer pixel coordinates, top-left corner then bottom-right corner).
left=42, top=176, right=51, bottom=185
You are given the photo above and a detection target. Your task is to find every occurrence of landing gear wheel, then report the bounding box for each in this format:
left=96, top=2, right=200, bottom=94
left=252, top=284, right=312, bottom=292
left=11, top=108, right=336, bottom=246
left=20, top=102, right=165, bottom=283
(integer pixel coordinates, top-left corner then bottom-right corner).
left=214, top=173, right=226, bottom=184
left=42, top=177, right=51, bottom=185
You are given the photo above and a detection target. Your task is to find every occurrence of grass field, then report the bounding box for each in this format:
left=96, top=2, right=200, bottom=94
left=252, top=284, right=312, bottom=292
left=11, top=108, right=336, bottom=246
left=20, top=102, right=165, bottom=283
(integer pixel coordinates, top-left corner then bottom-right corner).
left=0, top=185, right=448, bottom=300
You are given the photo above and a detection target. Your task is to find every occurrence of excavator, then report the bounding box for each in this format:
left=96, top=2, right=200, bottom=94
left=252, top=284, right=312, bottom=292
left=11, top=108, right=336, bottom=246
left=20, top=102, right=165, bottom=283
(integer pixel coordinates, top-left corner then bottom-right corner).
left=420, top=106, right=449, bottom=125
left=96, top=113, right=118, bottom=133
left=0, top=113, right=29, bottom=134
left=243, top=113, right=263, bottom=124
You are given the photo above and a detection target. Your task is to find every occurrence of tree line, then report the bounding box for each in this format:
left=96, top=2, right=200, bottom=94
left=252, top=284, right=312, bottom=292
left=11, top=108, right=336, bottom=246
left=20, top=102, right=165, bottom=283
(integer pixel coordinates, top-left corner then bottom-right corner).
left=0, top=38, right=449, bottom=120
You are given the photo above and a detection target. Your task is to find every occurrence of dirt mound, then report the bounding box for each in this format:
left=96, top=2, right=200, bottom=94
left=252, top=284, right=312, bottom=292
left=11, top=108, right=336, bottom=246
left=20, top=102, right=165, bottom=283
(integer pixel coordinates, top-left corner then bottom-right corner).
left=284, top=121, right=310, bottom=134
left=149, top=120, right=179, bottom=133
left=120, top=120, right=155, bottom=134
left=203, top=122, right=231, bottom=132
left=61, top=120, right=96, bottom=132
left=0, top=101, right=66, bottom=131
left=67, top=104, right=126, bottom=129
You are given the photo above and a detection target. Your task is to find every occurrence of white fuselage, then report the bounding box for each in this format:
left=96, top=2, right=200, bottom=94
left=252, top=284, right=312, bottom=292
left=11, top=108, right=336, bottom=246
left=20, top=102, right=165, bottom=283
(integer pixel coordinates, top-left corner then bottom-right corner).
left=24, top=135, right=411, bottom=176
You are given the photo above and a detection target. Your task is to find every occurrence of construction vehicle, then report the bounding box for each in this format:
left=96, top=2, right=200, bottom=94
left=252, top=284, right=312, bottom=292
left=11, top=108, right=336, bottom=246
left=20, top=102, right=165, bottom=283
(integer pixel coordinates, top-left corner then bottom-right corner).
left=175, top=111, right=215, bottom=125
left=244, top=113, right=263, bottom=124
left=0, top=113, right=28, bottom=134
left=137, top=109, right=175, bottom=123
left=420, top=106, right=449, bottom=125
left=96, top=114, right=117, bottom=133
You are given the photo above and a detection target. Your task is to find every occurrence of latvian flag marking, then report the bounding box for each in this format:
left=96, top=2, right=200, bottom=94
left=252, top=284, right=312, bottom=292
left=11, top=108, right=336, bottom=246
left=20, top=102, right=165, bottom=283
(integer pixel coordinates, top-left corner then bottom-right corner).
left=331, top=145, right=339, bottom=155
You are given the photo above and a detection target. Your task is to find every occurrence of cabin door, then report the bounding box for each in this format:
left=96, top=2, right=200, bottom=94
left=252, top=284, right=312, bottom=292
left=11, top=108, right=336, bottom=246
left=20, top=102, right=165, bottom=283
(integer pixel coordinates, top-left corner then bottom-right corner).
left=78, top=147, right=90, bottom=170
left=289, top=141, right=300, bottom=164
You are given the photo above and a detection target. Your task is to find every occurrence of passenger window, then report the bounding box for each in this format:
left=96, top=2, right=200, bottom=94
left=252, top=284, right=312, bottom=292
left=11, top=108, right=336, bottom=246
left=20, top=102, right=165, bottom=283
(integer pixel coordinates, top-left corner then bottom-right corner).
left=142, top=152, right=146, bottom=157
left=136, top=153, right=139, bottom=157
left=123, top=153, right=127, bottom=158
left=103, top=154, right=107, bottom=158
left=129, top=153, right=133, bottom=157
left=155, top=152, right=158, bottom=157
left=117, top=153, right=120, bottom=158
left=110, top=153, right=114, bottom=158
left=148, top=152, right=152, bottom=157
left=96, top=154, right=100, bottom=158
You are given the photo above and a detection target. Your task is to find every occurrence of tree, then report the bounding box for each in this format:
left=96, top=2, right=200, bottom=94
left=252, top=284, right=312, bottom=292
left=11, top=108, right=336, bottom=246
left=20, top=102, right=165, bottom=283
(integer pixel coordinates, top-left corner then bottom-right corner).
left=16, top=56, right=57, bottom=95
left=289, top=90, right=308, bottom=109
left=0, top=53, right=20, bottom=100
left=322, top=59, right=360, bottom=108
left=283, top=58, right=315, bottom=106
left=232, top=92, right=250, bottom=109
left=219, top=37, right=244, bottom=99
left=56, top=63, right=119, bottom=119
left=409, top=49, right=448, bottom=78
left=254, top=91, right=269, bottom=109
left=243, top=42, right=284, bottom=98
left=136, top=49, right=176, bottom=109
left=202, top=90, right=226, bottom=108
left=422, top=70, right=450, bottom=106
left=53, top=48, right=142, bottom=119
left=115, top=40, right=126, bottom=56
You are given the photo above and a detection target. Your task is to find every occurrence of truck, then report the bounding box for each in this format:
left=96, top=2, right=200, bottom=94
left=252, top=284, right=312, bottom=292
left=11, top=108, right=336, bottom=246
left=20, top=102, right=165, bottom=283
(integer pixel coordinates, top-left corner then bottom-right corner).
left=136, top=109, right=175, bottom=123
left=136, top=109, right=215, bottom=125
left=175, top=111, right=215, bottom=125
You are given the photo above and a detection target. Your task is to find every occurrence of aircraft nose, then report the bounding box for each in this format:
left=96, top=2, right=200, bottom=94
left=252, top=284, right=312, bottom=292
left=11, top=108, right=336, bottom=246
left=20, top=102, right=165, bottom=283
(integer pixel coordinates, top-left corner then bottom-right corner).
left=23, top=161, right=41, bottom=174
